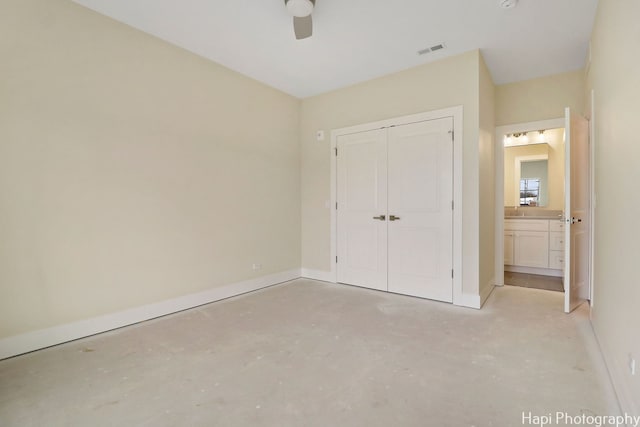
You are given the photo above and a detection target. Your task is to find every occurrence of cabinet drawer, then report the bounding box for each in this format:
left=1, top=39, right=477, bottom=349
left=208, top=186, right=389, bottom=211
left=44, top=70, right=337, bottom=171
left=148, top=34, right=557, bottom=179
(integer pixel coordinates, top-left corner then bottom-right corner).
left=549, top=220, right=564, bottom=232
left=504, top=219, right=549, bottom=232
left=549, top=251, right=564, bottom=270
left=549, top=232, right=565, bottom=251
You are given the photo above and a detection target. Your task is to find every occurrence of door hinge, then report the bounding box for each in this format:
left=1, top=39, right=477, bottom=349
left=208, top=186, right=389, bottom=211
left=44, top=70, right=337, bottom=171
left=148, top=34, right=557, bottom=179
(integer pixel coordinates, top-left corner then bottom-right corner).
left=334, top=147, right=338, bottom=156
left=336, top=256, right=338, bottom=263
left=449, top=129, right=454, bottom=141
left=451, top=200, right=454, bottom=210
left=335, top=202, right=338, bottom=210
left=451, top=269, right=454, bottom=279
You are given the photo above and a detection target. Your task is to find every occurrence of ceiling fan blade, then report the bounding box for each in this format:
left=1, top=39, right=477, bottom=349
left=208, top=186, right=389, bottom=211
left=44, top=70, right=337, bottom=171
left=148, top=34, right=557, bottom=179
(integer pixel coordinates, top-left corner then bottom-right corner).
left=293, top=15, right=312, bottom=40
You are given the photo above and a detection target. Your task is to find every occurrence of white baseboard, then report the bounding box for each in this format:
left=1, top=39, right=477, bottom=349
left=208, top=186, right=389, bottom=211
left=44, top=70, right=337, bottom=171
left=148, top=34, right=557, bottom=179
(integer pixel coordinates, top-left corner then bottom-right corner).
left=592, top=326, right=639, bottom=416
left=480, top=279, right=496, bottom=308
left=0, top=269, right=301, bottom=360
left=300, top=268, right=334, bottom=283
left=456, top=292, right=481, bottom=309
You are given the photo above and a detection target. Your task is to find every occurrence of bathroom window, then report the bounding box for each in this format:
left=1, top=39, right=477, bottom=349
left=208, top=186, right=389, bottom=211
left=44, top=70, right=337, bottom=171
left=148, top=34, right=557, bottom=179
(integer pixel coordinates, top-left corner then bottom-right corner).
left=520, top=178, right=540, bottom=206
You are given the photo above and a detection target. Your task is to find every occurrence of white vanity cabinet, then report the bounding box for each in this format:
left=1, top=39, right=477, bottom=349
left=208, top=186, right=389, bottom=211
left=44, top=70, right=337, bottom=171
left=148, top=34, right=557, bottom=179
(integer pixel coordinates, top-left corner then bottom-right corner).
left=504, top=232, right=514, bottom=265
left=548, top=221, right=565, bottom=270
left=504, top=218, right=565, bottom=276
left=504, top=220, right=549, bottom=268
left=514, top=231, right=549, bottom=267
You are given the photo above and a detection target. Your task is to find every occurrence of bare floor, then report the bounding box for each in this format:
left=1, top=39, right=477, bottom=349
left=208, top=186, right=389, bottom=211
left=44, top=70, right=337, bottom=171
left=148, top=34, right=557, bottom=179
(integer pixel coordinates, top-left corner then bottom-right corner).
left=0, top=280, right=620, bottom=426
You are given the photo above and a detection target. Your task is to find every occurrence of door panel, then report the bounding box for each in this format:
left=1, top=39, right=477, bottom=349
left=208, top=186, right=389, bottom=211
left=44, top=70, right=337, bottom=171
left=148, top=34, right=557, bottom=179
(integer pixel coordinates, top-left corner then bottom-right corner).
left=514, top=231, right=549, bottom=268
left=564, top=108, right=590, bottom=313
left=504, top=232, right=514, bottom=265
left=387, top=118, right=453, bottom=302
left=337, top=129, right=387, bottom=291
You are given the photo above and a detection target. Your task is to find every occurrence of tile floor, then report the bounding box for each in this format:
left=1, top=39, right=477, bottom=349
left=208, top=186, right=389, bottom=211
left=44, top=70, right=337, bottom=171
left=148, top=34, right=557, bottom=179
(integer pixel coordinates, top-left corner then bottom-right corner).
left=504, top=271, right=564, bottom=292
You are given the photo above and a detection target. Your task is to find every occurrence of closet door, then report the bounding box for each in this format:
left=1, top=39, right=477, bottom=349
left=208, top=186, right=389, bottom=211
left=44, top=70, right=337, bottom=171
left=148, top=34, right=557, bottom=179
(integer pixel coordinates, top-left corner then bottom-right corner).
left=336, top=129, right=388, bottom=291
left=387, top=118, right=453, bottom=302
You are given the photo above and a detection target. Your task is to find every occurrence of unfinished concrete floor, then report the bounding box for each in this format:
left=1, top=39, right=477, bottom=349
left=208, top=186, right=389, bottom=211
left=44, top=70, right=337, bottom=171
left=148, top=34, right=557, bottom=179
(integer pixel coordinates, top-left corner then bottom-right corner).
left=0, top=279, right=620, bottom=426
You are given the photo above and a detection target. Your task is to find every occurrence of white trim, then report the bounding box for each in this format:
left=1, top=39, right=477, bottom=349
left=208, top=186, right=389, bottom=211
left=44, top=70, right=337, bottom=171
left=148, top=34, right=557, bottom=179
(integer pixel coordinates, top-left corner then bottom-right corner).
left=564, top=108, right=572, bottom=314
left=300, top=268, right=333, bottom=283
left=588, top=90, right=596, bottom=307
left=496, top=118, right=565, bottom=137
left=0, top=269, right=301, bottom=360
left=495, top=126, right=505, bottom=286
left=480, top=281, right=496, bottom=308
left=329, top=106, right=464, bottom=306
left=458, top=293, right=481, bottom=309
left=495, top=118, right=565, bottom=291
left=592, top=327, right=638, bottom=416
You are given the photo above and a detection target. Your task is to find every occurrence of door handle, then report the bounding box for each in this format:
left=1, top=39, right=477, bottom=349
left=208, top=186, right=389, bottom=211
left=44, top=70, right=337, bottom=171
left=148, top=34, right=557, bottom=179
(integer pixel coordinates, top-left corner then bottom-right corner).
left=571, top=217, right=582, bottom=224
left=373, top=215, right=386, bottom=221
left=389, top=215, right=400, bottom=221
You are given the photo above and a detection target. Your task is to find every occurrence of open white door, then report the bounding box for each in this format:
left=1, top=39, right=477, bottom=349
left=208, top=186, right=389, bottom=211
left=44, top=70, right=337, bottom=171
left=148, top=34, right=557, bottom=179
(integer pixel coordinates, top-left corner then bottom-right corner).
left=564, top=108, right=591, bottom=313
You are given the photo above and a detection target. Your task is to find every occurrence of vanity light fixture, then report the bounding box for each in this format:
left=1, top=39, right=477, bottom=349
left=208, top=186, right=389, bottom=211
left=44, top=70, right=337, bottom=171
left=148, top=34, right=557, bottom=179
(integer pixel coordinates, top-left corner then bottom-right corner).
left=504, top=129, right=551, bottom=147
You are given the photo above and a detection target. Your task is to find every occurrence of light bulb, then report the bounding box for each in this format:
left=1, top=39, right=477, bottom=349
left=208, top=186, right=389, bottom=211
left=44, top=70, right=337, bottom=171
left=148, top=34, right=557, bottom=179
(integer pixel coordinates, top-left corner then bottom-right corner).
left=538, top=131, right=546, bottom=143
left=286, top=0, right=314, bottom=17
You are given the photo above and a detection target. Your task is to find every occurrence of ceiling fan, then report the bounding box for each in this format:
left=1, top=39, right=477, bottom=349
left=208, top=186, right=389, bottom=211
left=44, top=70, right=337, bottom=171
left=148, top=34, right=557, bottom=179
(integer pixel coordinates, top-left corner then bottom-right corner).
left=285, top=0, right=316, bottom=40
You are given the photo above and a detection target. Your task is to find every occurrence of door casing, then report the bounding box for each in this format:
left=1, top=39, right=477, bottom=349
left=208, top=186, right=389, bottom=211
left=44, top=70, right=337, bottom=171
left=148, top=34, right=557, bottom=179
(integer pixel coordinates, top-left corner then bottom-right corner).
left=495, top=118, right=565, bottom=289
left=494, top=116, right=595, bottom=313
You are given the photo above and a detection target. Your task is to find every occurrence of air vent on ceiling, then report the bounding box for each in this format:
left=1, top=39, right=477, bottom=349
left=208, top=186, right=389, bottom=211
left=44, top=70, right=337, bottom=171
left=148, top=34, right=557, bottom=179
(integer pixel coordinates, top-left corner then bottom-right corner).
left=418, top=43, right=446, bottom=55
left=499, top=0, right=518, bottom=9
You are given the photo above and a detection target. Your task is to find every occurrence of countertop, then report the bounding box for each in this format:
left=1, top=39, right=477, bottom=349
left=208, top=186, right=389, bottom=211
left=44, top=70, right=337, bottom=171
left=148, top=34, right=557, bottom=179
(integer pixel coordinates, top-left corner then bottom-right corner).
left=504, top=216, right=563, bottom=220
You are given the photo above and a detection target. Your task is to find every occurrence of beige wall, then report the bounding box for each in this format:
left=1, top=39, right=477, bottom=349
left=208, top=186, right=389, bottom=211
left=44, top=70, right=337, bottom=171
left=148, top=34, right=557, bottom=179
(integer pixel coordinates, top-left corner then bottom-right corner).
left=0, top=0, right=301, bottom=338
left=478, top=54, right=496, bottom=297
left=503, top=128, right=565, bottom=210
left=496, top=71, right=585, bottom=126
left=300, top=50, right=484, bottom=298
left=586, top=0, right=640, bottom=414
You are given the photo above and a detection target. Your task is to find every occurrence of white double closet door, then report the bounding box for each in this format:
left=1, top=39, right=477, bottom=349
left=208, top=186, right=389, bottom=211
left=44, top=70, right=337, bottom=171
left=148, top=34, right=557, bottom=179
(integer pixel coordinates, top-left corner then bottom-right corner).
left=337, top=117, right=453, bottom=302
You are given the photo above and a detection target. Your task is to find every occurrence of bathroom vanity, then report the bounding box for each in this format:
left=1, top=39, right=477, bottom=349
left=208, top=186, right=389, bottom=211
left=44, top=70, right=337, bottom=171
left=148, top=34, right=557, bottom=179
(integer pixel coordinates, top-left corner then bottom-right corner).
left=504, top=217, right=564, bottom=277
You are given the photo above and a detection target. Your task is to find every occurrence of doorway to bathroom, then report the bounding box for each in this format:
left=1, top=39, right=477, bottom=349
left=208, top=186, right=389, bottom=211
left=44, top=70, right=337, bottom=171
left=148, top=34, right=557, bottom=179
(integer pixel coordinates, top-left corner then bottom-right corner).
left=495, top=109, right=592, bottom=313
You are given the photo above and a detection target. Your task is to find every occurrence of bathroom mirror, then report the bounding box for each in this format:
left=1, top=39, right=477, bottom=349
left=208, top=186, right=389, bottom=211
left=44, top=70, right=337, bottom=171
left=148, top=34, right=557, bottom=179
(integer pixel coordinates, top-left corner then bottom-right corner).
left=518, top=158, right=548, bottom=206
left=503, top=127, right=565, bottom=210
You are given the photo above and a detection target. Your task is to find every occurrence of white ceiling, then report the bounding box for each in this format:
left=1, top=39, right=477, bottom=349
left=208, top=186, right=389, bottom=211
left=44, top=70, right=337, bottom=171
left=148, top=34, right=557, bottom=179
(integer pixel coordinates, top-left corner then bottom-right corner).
left=72, top=0, right=598, bottom=98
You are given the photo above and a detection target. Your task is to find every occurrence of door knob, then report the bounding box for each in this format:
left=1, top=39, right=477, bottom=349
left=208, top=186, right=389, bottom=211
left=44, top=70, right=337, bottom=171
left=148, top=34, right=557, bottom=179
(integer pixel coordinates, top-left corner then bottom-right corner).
left=389, top=215, right=400, bottom=221
left=373, top=215, right=386, bottom=221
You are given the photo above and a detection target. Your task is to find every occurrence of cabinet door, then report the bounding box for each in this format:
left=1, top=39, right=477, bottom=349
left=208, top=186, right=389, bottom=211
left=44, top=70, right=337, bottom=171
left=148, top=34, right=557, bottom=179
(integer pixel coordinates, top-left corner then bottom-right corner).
left=514, top=231, right=549, bottom=268
left=504, top=232, right=514, bottom=265
left=549, top=251, right=565, bottom=270
left=549, top=232, right=565, bottom=251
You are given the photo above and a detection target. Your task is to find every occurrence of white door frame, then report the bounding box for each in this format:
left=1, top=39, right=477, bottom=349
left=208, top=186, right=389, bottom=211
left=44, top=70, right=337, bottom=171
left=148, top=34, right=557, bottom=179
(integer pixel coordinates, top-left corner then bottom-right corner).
left=494, top=118, right=565, bottom=287
left=330, top=106, right=463, bottom=305
left=586, top=90, right=596, bottom=308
